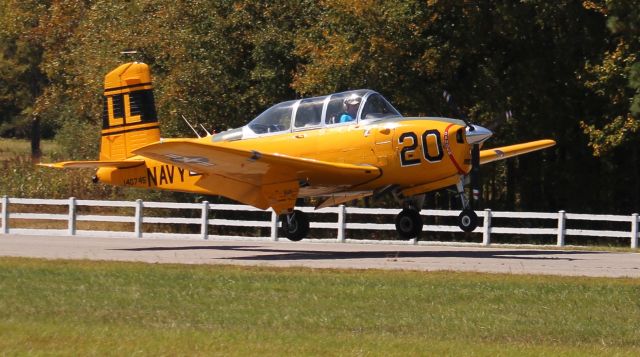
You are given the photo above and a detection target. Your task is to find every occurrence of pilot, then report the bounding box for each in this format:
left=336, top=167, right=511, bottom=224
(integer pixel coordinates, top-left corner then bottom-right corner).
left=339, top=94, right=361, bottom=123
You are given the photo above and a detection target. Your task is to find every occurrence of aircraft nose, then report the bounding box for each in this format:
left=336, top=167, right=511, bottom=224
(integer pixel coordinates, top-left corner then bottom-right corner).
left=465, top=125, right=493, bottom=145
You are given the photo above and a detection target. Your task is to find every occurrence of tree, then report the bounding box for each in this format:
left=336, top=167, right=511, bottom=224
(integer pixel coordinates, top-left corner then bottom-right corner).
left=579, top=0, right=640, bottom=211
left=0, top=0, right=48, bottom=138
left=2, top=0, right=637, bottom=212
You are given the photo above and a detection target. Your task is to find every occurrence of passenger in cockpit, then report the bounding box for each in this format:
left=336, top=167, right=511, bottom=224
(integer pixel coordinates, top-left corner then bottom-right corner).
left=339, top=94, right=361, bottom=123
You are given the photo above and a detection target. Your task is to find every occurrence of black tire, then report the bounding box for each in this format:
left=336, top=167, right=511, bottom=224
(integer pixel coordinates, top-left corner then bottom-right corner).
left=395, top=209, right=423, bottom=239
left=458, top=209, right=478, bottom=232
left=281, top=210, right=310, bottom=242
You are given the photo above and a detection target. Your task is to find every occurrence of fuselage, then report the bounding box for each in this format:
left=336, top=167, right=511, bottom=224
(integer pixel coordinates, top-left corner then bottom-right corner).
left=97, top=116, right=472, bottom=198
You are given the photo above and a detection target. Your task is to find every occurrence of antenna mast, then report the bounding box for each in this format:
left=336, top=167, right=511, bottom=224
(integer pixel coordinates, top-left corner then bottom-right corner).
left=181, top=115, right=202, bottom=138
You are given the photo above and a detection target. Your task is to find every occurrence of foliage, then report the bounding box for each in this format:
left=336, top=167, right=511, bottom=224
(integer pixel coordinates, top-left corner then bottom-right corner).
left=0, top=138, right=187, bottom=202
left=0, top=0, right=48, bottom=138
left=1, top=0, right=639, bottom=213
left=581, top=0, right=640, bottom=156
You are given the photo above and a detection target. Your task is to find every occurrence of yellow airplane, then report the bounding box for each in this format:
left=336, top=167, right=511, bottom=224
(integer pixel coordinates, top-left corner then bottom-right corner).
left=42, top=62, right=555, bottom=241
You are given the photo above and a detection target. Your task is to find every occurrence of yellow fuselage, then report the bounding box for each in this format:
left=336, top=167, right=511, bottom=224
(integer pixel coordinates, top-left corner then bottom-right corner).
left=97, top=118, right=471, bottom=198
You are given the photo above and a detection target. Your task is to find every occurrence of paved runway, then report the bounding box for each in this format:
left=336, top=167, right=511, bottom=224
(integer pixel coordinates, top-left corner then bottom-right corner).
left=0, top=234, right=639, bottom=278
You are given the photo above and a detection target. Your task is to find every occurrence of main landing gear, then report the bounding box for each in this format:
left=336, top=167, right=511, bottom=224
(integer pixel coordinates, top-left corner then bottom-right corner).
left=395, top=208, right=423, bottom=239
left=393, top=194, right=424, bottom=240
left=280, top=210, right=310, bottom=242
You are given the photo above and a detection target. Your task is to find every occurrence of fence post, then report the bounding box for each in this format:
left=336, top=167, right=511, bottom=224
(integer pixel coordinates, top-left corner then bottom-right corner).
left=68, top=197, right=76, bottom=236
left=201, top=201, right=209, bottom=240
left=482, top=209, right=492, bottom=246
left=337, top=205, right=346, bottom=243
left=134, top=199, right=143, bottom=238
left=1, top=196, right=8, bottom=234
left=631, top=213, right=638, bottom=249
left=557, top=210, right=566, bottom=247
left=270, top=210, right=279, bottom=241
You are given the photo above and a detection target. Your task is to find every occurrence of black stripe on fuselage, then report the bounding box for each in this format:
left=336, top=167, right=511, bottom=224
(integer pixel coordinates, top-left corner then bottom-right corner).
left=101, top=124, right=160, bottom=137
left=104, top=82, right=153, bottom=95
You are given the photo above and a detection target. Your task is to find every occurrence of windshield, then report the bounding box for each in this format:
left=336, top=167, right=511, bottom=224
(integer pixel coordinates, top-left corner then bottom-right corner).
left=361, top=93, right=401, bottom=120
left=247, top=100, right=295, bottom=134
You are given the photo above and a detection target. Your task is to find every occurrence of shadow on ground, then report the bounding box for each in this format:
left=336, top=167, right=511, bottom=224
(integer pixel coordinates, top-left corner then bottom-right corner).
left=114, top=244, right=599, bottom=262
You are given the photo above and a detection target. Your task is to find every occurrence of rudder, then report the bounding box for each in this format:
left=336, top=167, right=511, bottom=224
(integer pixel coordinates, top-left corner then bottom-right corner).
left=100, top=62, right=160, bottom=161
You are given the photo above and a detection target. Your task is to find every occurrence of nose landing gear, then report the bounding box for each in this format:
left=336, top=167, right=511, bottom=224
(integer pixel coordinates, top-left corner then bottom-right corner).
left=455, top=179, right=479, bottom=232
left=458, top=209, right=478, bottom=232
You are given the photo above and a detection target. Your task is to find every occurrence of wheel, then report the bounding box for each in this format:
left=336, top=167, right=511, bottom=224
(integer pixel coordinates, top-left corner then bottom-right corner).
left=458, top=209, right=478, bottom=232
left=281, top=210, right=309, bottom=241
left=395, top=209, right=423, bottom=239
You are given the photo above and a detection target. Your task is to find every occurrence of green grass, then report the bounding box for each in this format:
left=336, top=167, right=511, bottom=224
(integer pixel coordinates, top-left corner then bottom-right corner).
left=0, top=258, right=638, bottom=355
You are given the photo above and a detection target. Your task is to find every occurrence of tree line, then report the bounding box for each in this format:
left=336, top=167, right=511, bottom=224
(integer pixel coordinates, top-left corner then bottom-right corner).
left=0, top=0, right=638, bottom=213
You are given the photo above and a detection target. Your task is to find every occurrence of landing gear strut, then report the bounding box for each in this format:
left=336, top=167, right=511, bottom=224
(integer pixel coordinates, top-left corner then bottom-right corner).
left=455, top=180, right=478, bottom=232
left=281, top=210, right=310, bottom=241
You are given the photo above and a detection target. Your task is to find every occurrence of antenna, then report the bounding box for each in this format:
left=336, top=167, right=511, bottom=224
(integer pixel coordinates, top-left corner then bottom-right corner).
left=120, top=50, right=140, bottom=62
left=199, top=124, right=212, bottom=136
left=181, top=115, right=201, bottom=138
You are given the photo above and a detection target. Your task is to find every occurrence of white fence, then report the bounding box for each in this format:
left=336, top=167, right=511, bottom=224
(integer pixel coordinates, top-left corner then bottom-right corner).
left=1, top=196, right=638, bottom=248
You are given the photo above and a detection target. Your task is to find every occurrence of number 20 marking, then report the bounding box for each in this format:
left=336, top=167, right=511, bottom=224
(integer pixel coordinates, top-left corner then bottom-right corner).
left=399, top=129, right=444, bottom=166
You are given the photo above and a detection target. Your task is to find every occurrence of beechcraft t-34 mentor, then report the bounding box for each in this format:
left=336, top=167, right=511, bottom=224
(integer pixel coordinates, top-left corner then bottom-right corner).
left=42, top=62, right=555, bottom=241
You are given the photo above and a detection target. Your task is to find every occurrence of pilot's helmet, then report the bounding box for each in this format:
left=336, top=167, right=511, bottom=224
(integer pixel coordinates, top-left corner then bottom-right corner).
left=343, top=93, right=362, bottom=106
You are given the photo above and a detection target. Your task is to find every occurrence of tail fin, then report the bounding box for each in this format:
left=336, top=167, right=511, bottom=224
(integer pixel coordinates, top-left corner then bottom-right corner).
left=100, top=62, right=160, bottom=161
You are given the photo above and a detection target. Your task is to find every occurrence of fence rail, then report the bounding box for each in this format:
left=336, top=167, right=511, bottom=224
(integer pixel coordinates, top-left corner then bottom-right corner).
left=1, top=196, right=638, bottom=248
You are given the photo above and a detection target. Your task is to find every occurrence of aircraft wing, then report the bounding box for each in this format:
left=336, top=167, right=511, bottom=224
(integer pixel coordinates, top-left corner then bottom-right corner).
left=38, top=160, right=146, bottom=169
left=132, top=139, right=381, bottom=187
left=480, top=139, right=555, bottom=165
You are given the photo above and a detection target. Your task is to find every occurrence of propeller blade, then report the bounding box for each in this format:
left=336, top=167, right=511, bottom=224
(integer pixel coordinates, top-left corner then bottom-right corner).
left=442, top=90, right=473, bottom=129
left=487, top=110, right=513, bottom=131
left=471, top=144, right=481, bottom=206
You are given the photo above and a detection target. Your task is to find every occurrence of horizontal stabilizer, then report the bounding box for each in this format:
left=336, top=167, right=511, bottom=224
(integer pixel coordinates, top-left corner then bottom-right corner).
left=480, top=139, right=555, bottom=165
left=38, top=160, right=146, bottom=169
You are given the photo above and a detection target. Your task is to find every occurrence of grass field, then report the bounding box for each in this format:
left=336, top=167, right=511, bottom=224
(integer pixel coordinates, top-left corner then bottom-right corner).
left=0, top=258, right=638, bottom=356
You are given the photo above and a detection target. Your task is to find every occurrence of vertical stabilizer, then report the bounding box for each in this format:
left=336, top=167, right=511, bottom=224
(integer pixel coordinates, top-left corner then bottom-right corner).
left=100, top=62, right=160, bottom=161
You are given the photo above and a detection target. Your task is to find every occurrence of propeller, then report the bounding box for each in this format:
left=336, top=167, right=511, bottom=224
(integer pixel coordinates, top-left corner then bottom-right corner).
left=465, top=126, right=491, bottom=208
left=442, top=90, right=495, bottom=208
left=486, top=109, right=513, bottom=131
left=442, top=90, right=474, bottom=130
left=471, top=144, right=481, bottom=205
left=471, top=110, right=512, bottom=205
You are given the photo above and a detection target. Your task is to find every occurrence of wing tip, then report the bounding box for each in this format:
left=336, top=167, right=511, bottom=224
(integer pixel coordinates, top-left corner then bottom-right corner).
left=37, top=163, right=60, bottom=169
left=38, top=160, right=145, bottom=169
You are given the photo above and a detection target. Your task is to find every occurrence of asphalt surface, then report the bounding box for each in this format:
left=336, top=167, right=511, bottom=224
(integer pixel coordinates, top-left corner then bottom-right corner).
left=0, top=234, right=639, bottom=278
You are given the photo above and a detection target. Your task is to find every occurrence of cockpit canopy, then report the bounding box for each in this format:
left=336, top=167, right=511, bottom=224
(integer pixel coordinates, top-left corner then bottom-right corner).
left=246, top=89, right=401, bottom=136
